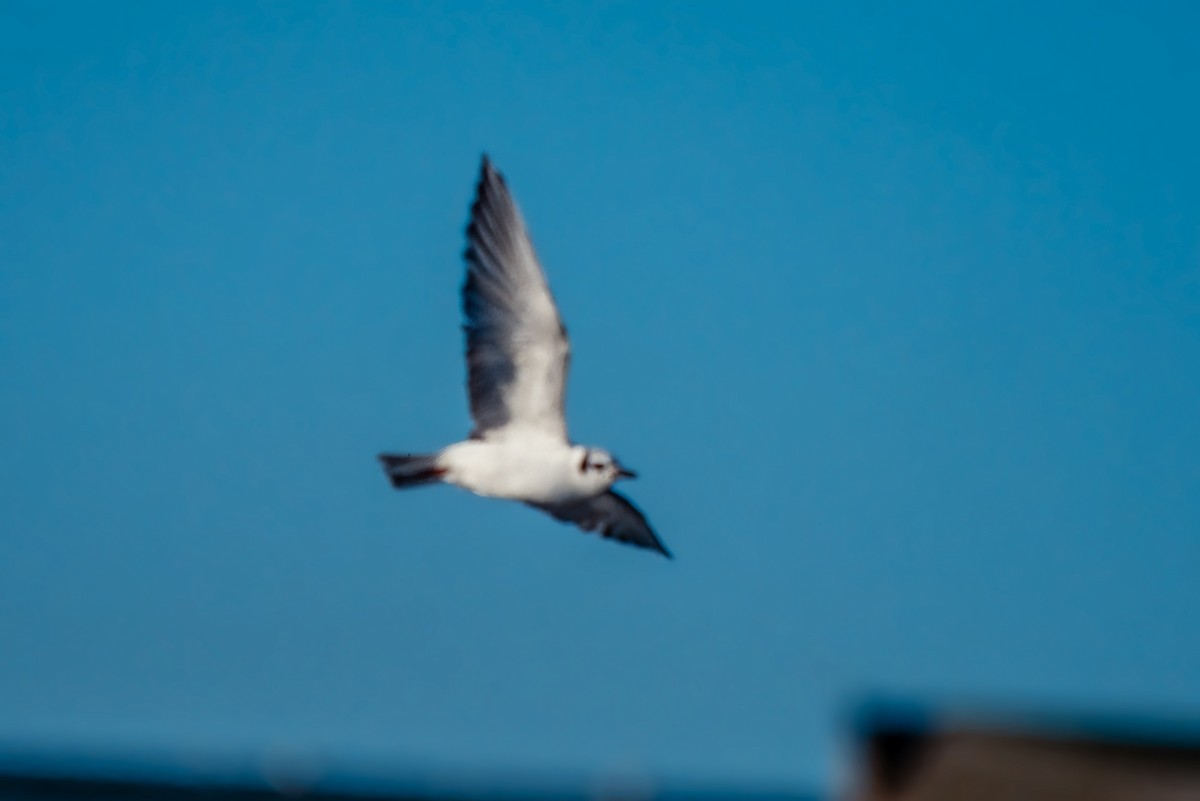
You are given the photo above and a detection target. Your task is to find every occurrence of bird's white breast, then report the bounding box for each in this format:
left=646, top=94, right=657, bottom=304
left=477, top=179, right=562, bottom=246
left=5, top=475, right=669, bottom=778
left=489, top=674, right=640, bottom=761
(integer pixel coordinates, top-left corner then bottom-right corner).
left=437, top=436, right=593, bottom=505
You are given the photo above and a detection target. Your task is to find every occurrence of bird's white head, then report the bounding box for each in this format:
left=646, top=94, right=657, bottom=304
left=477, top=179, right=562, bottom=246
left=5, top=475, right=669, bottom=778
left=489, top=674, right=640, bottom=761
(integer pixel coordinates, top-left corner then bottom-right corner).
left=572, top=445, right=637, bottom=493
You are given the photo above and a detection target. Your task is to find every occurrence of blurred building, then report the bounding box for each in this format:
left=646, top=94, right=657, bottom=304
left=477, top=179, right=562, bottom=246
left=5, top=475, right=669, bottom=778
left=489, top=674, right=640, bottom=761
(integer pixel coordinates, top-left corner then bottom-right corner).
left=849, top=701, right=1200, bottom=801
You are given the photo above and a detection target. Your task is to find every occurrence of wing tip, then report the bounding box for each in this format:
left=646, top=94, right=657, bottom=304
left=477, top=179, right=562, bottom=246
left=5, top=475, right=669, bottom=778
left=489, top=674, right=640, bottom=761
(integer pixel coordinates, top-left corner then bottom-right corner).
left=642, top=526, right=673, bottom=559
left=478, top=152, right=503, bottom=187
left=468, top=153, right=511, bottom=234
left=621, top=531, right=673, bottom=559
left=604, top=490, right=673, bottom=559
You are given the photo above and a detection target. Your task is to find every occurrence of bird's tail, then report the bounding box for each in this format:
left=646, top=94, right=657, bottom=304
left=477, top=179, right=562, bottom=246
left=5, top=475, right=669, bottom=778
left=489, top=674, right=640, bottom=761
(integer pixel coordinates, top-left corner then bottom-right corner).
left=378, top=453, right=447, bottom=489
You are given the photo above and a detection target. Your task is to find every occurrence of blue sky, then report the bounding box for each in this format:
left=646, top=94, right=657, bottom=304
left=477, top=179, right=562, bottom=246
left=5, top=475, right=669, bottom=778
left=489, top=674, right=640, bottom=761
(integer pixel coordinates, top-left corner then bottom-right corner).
left=2, top=1, right=1198, bottom=792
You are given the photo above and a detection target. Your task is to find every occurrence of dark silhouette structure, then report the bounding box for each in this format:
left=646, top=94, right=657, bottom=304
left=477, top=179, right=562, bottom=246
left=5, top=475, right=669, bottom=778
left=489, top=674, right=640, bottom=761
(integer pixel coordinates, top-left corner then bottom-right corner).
left=850, top=699, right=1200, bottom=801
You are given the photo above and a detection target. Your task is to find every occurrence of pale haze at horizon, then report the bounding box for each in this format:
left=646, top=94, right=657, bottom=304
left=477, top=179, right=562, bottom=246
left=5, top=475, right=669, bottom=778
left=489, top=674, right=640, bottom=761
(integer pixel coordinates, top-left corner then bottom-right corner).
left=2, top=2, right=1199, bottom=790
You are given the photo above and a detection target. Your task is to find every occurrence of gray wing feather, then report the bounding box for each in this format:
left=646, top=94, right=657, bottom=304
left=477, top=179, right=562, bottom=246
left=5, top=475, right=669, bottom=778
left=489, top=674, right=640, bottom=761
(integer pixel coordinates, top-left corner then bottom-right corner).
left=532, top=491, right=672, bottom=558
left=463, top=156, right=570, bottom=440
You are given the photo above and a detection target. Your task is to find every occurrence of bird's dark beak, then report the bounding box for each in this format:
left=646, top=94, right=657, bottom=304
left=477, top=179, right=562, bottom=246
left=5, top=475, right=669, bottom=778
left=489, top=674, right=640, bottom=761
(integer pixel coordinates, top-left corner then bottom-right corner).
left=617, top=465, right=638, bottom=479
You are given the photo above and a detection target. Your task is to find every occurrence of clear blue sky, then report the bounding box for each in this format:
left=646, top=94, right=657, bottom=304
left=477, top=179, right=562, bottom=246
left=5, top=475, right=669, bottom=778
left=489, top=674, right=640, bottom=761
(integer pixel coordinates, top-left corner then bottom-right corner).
left=2, top=1, right=1198, bottom=793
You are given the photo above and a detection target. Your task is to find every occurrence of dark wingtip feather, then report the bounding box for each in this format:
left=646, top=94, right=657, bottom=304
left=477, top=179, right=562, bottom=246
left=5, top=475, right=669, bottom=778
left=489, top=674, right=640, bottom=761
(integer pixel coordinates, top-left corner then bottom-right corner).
left=478, top=153, right=497, bottom=182
left=644, top=533, right=673, bottom=559
left=477, top=154, right=505, bottom=192
left=467, top=157, right=509, bottom=244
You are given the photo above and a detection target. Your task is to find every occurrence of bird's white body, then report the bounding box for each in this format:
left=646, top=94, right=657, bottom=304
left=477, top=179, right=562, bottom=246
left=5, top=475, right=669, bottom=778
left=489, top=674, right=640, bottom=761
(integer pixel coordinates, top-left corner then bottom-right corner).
left=438, top=437, right=605, bottom=506
left=379, top=156, right=670, bottom=557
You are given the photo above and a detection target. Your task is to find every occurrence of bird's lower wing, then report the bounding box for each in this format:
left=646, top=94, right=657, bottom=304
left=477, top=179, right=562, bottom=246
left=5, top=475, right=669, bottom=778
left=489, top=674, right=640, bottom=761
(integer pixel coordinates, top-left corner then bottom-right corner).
left=531, top=491, right=671, bottom=558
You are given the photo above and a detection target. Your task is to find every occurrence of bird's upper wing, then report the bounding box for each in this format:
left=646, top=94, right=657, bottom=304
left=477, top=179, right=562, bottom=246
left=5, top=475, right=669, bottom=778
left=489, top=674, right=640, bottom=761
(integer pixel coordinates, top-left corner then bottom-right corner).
left=462, top=156, right=570, bottom=441
left=532, top=491, right=672, bottom=558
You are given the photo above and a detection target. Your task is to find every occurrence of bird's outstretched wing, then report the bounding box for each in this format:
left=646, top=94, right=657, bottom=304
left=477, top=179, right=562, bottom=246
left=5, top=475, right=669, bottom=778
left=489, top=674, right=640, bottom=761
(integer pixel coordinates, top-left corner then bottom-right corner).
left=462, top=156, right=570, bottom=441
left=532, top=491, right=672, bottom=558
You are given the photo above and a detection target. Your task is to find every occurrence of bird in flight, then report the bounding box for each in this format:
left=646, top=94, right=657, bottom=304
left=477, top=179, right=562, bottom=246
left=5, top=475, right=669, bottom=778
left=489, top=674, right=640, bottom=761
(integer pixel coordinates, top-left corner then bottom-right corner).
left=379, top=156, right=670, bottom=558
